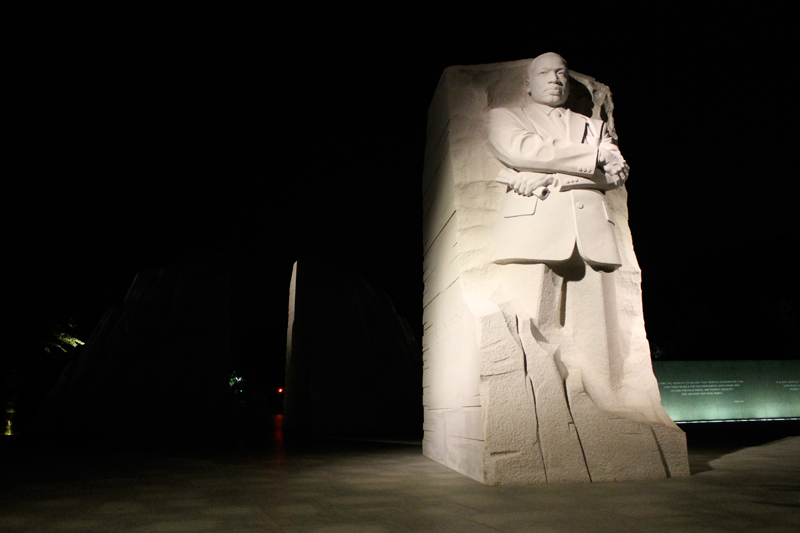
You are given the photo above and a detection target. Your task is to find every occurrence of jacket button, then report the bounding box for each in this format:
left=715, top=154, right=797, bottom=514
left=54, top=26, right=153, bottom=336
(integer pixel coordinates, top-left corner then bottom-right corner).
left=576, top=202, right=584, bottom=209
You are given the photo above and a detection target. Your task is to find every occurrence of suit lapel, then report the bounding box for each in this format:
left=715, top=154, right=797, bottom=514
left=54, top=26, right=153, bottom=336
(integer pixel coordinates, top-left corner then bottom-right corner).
left=566, top=109, right=589, bottom=144
left=523, top=104, right=563, bottom=140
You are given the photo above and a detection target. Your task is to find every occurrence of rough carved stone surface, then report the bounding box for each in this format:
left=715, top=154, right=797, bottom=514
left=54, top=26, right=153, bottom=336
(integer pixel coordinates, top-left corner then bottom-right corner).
left=284, top=261, right=421, bottom=440
left=422, top=58, right=689, bottom=484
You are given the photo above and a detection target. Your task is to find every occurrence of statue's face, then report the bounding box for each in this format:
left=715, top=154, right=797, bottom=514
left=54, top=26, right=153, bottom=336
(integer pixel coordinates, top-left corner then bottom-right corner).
left=526, top=54, right=569, bottom=107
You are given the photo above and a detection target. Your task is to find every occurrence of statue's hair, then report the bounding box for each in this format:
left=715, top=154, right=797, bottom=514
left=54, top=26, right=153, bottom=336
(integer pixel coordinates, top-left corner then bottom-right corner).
left=526, top=52, right=569, bottom=78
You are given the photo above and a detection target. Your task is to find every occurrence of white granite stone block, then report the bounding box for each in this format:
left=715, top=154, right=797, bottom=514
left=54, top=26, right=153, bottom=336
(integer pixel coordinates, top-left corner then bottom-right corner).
left=421, top=55, right=689, bottom=484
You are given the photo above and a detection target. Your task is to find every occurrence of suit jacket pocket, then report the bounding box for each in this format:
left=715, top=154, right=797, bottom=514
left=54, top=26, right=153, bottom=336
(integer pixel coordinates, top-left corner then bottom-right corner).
left=602, top=198, right=615, bottom=225
left=502, top=190, right=538, bottom=218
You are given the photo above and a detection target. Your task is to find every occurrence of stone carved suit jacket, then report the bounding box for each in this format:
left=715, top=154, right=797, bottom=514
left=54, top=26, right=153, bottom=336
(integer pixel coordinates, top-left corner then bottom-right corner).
left=488, top=104, right=624, bottom=268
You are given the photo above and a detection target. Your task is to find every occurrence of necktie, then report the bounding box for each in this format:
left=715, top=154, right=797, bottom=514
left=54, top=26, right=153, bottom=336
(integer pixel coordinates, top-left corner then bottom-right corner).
left=551, top=108, right=567, bottom=137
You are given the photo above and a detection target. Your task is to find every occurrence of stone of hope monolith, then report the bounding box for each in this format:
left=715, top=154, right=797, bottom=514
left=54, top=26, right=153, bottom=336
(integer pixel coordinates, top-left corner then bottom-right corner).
left=421, top=54, right=689, bottom=485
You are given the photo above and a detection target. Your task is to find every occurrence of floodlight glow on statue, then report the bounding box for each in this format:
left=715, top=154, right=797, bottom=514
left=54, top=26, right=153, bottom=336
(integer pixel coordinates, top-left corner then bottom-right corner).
left=485, top=52, right=685, bottom=482
left=420, top=51, right=688, bottom=484
left=495, top=53, right=628, bottom=198
left=490, top=52, right=629, bottom=268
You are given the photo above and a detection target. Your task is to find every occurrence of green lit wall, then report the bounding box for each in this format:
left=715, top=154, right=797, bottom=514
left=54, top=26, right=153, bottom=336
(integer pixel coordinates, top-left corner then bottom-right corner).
left=652, top=360, right=800, bottom=422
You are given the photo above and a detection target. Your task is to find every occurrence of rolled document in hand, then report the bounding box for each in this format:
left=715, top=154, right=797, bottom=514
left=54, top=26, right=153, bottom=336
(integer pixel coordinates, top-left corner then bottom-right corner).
left=495, top=168, right=553, bottom=200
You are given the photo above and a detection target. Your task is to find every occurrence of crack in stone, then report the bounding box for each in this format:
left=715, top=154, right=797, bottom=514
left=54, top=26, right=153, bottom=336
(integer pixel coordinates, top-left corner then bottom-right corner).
left=481, top=370, right=515, bottom=378
left=422, top=209, right=456, bottom=256
left=561, top=370, right=592, bottom=482
left=651, top=426, right=671, bottom=478
left=490, top=450, right=521, bottom=457
left=519, top=318, right=548, bottom=483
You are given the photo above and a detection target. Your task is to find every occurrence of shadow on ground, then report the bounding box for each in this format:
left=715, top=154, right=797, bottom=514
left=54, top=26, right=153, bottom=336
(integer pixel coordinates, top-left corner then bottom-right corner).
left=682, top=420, right=800, bottom=474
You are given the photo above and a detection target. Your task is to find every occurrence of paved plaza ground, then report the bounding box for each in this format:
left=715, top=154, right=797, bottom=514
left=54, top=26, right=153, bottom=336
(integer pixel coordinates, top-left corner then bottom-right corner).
left=1, top=417, right=798, bottom=532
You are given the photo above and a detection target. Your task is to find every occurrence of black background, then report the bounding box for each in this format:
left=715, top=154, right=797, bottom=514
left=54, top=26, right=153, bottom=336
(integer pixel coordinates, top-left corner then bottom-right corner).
left=6, top=6, right=798, bottom=399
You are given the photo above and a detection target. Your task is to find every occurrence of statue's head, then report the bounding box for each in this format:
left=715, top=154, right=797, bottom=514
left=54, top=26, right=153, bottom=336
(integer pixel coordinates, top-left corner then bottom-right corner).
left=526, top=52, right=569, bottom=107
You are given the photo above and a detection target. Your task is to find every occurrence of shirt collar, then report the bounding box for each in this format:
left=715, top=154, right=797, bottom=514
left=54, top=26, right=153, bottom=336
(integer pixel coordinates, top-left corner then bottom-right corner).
left=532, top=102, right=567, bottom=116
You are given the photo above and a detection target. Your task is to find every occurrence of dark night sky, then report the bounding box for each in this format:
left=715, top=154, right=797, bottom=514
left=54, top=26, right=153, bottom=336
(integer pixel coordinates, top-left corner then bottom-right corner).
left=6, top=7, right=798, bottom=389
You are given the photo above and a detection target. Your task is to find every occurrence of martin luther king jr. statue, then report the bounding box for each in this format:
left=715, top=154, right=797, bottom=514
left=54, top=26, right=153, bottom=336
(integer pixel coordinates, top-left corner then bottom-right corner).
left=489, top=52, right=684, bottom=482
left=490, top=52, right=629, bottom=267
left=421, top=53, right=688, bottom=485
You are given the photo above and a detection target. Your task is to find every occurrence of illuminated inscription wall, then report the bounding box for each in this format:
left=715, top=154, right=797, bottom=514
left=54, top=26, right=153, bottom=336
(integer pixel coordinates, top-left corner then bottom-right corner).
left=652, top=360, right=800, bottom=422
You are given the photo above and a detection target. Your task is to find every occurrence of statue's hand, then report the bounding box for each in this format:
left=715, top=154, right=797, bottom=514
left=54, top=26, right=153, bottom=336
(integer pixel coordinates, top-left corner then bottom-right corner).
left=512, top=172, right=555, bottom=197
left=598, top=148, right=630, bottom=187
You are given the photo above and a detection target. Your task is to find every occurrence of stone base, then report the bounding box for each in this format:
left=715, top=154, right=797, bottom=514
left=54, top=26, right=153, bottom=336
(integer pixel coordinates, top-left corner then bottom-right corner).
left=423, top=299, right=688, bottom=485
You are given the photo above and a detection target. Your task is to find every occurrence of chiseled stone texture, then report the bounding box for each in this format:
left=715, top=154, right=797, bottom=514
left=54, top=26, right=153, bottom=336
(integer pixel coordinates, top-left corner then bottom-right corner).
left=422, top=59, right=688, bottom=484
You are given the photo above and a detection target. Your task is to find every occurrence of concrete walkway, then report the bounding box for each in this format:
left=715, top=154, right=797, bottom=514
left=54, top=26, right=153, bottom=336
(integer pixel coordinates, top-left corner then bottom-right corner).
left=1, top=419, right=798, bottom=533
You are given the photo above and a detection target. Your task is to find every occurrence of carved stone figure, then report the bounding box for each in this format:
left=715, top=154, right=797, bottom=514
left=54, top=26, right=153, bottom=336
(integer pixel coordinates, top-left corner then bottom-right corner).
left=490, top=53, right=628, bottom=267
left=421, top=53, right=689, bottom=484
